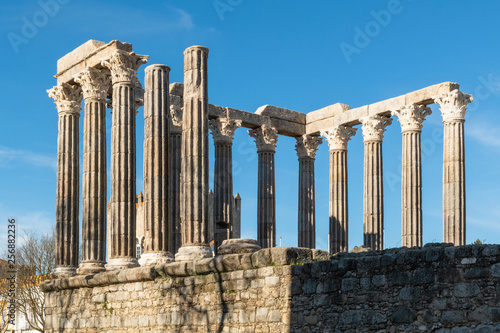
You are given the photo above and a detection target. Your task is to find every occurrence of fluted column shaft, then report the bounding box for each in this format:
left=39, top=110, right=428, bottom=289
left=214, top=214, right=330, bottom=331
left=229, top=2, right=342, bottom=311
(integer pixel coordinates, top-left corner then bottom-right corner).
left=392, top=104, right=431, bottom=248
left=330, top=150, right=348, bottom=253
left=176, top=46, right=212, bottom=261
left=233, top=193, right=241, bottom=238
left=360, top=116, right=392, bottom=251
left=111, top=82, right=136, bottom=260
left=48, top=83, right=82, bottom=277
left=210, top=116, right=241, bottom=251
left=249, top=125, right=278, bottom=249
left=434, top=90, right=472, bottom=246
left=258, top=150, right=276, bottom=248
left=140, top=64, right=173, bottom=265
left=169, top=130, right=182, bottom=253
left=401, top=131, right=422, bottom=247
left=102, top=50, right=148, bottom=269
left=295, top=134, right=322, bottom=249
left=321, top=126, right=356, bottom=254
left=298, top=157, right=315, bottom=248
left=169, top=101, right=183, bottom=254
left=214, top=143, right=233, bottom=247
left=443, top=121, right=465, bottom=244
left=74, top=68, right=109, bottom=274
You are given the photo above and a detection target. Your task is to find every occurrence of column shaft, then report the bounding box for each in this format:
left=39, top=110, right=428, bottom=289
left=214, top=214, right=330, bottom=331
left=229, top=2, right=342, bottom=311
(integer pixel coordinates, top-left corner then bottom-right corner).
left=109, top=82, right=138, bottom=265
left=48, top=83, right=82, bottom=278
left=176, top=46, right=212, bottom=261
left=298, top=158, right=315, bottom=248
left=80, top=99, right=107, bottom=270
left=141, top=64, right=173, bottom=265
left=402, top=131, right=422, bottom=247
left=443, top=121, right=466, bottom=245
left=214, top=143, right=234, bottom=248
left=258, top=151, right=276, bottom=248
left=364, top=141, right=384, bottom=250
left=56, top=113, right=80, bottom=273
left=169, top=132, right=182, bottom=254
left=233, top=194, right=241, bottom=238
left=330, top=150, right=348, bottom=253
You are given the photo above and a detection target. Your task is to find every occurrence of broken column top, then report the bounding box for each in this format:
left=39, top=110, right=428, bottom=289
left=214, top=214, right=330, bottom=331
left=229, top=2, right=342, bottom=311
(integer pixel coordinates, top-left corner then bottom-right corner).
left=55, top=40, right=133, bottom=85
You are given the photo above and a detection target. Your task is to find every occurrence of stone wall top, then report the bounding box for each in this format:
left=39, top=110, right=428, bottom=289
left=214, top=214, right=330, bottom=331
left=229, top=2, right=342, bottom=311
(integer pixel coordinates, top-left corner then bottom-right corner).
left=41, top=243, right=500, bottom=294
left=56, top=40, right=133, bottom=85
left=40, top=247, right=330, bottom=293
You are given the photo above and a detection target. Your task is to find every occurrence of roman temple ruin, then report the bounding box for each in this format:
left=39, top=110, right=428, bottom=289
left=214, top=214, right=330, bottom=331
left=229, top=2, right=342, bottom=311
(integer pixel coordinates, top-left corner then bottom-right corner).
left=41, top=40, right=490, bottom=332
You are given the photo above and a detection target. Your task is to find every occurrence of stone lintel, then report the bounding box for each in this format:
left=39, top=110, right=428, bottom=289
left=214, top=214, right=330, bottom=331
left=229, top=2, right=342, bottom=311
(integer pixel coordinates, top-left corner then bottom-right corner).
left=56, top=40, right=133, bottom=85
left=306, top=103, right=351, bottom=124
left=255, top=104, right=306, bottom=125
left=175, top=82, right=462, bottom=137
left=327, top=82, right=460, bottom=129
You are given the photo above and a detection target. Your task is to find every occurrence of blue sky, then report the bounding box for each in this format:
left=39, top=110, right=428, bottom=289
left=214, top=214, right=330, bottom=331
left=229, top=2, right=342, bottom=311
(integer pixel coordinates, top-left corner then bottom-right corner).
left=1, top=1, right=500, bottom=251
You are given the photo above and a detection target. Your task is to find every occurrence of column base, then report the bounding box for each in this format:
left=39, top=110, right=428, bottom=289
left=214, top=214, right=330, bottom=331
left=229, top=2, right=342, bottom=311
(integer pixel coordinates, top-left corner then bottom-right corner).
left=175, top=245, right=213, bottom=262
left=217, top=238, right=261, bottom=255
left=53, top=266, right=77, bottom=278
left=76, top=261, right=106, bottom=275
left=105, top=257, right=140, bottom=270
left=138, top=252, right=174, bottom=266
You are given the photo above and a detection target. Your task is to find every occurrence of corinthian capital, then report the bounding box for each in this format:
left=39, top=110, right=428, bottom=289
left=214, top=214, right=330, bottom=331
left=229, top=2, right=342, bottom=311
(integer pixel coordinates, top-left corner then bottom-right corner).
left=73, top=67, right=110, bottom=101
left=209, top=116, right=242, bottom=145
left=433, top=89, right=473, bottom=122
left=295, top=135, right=323, bottom=159
left=391, top=104, right=432, bottom=132
left=101, top=50, right=149, bottom=84
left=248, top=125, right=278, bottom=152
left=360, top=115, right=392, bottom=142
left=320, top=125, right=357, bottom=151
left=47, top=83, right=82, bottom=115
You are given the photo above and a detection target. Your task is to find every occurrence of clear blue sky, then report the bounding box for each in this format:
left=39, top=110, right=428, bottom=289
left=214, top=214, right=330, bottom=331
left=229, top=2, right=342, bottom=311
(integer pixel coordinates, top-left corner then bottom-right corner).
left=1, top=1, right=500, bottom=251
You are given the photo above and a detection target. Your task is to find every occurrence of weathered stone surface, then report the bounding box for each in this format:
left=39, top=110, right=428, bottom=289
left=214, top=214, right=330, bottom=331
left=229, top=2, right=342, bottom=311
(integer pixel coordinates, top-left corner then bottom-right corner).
left=295, top=135, right=322, bottom=249
left=56, top=40, right=132, bottom=85
left=255, top=104, right=306, bottom=124
left=218, top=239, right=261, bottom=255
left=43, top=244, right=500, bottom=332
left=176, top=45, right=213, bottom=261
left=350, top=245, right=373, bottom=253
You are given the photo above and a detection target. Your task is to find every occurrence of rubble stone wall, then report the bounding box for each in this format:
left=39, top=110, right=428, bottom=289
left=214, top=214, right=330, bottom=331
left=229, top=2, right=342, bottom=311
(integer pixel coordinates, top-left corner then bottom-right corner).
left=43, top=244, right=500, bottom=332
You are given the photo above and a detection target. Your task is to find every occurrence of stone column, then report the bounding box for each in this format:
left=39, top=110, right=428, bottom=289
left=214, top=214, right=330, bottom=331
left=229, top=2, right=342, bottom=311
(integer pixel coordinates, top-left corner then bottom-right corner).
left=360, top=116, right=392, bottom=250
left=175, top=45, right=213, bottom=261
left=208, top=189, right=215, bottom=243
left=47, top=83, right=82, bottom=277
left=209, top=116, right=242, bottom=250
left=101, top=50, right=148, bottom=269
left=295, top=134, right=322, bottom=249
left=392, top=104, right=432, bottom=248
left=434, top=90, right=473, bottom=245
left=249, top=125, right=278, bottom=248
left=320, top=126, right=356, bottom=253
left=169, top=103, right=183, bottom=254
left=233, top=193, right=241, bottom=238
left=73, top=67, right=110, bottom=274
left=140, top=64, right=174, bottom=266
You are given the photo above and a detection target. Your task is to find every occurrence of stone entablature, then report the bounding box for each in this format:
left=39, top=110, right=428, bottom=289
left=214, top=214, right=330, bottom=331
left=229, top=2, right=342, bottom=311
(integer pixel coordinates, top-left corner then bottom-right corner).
left=42, top=244, right=500, bottom=332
